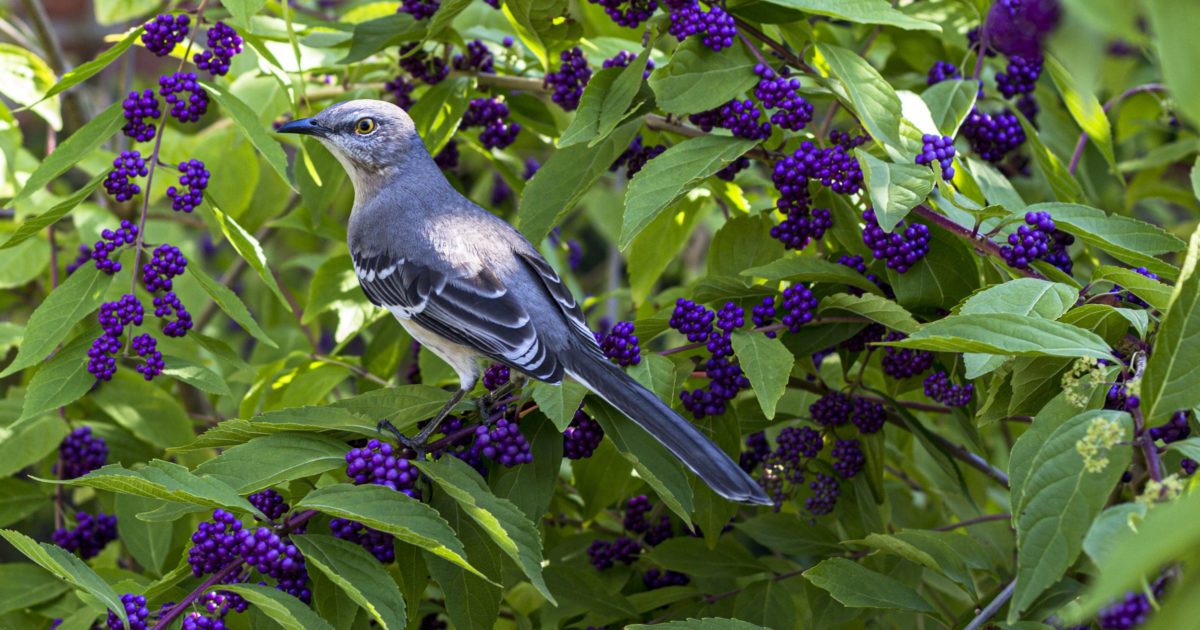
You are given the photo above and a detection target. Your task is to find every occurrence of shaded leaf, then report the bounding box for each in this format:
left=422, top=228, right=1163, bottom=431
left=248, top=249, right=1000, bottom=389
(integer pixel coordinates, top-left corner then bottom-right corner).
left=293, top=534, right=406, bottom=630
left=0, top=266, right=114, bottom=378
left=220, top=583, right=334, bottom=630
left=804, top=557, right=939, bottom=617
left=730, top=331, right=793, bottom=419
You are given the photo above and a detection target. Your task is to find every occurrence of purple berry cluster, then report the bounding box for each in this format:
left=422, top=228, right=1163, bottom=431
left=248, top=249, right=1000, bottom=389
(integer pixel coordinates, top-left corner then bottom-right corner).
left=811, top=392, right=851, bottom=427
left=775, top=141, right=863, bottom=195
left=397, top=0, right=441, bottom=20
left=924, top=371, right=973, bottom=407
left=916, top=134, right=955, bottom=180
left=831, top=439, right=865, bottom=478
left=563, top=407, right=605, bottom=459
left=773, top=426, right=823, bottom=482
left=996, top=54, right=1043, bottom=98
left=193, top=22, right=242, bottom=77
left=452, top=39, right=494, bottom=74
left=962, top=108, right=1025, bottom=162
left=840, top=321, right=887, bottom=352
left=623, top=495, right=673, bottom=545
left=142, top=13, right=190, bottom=56
left=666, top=0, right=737, bottom=51
left=461, top=98, right=520, bottom=150
left=91, top=221, right=138, bottom=274
left=985, top=0, right=1061, bottom=58
left=474, top=416, right=532, bottom=467
left=769, top=190, right=832, bottom=251
left=122, top=89, right=160, bottom=142
left=644, top=569, right=691, bottom=589
left=330, top=518, right=395, bottom=563
left=1097, top=590, right=1152, bottom=629
left=753, top=65, right=814, bottom=131
left=159, top=72, right=210, bottom=124
left=806, top=473, right=840, bottom=516
left=999, top=210, right=1055, bottom=268
left=345, top=439, right=420, bottom=497
left=104, top=150, right=149, bottom=202
left=142, top=244, right=188, bottom=292
left=707, top=302, right=743, bottom=359
left=837, top=254, right=890, bottom=297
left=751, top=298, right=778, bottom=338
left=740, top=431, right=770, bottom=472
left=611, top=136, right=666, bottom=178
left=852, top=397, right=886, bottom=433
left=829, top=129, right=869, bottom=149
left=688, top=99, right=771, bottom=140
left=596, top=321, right=642, bottom=367
left=385, top=75, right=415, bottom=110
left=545, top=48, right=592, bottom=111
left=431, top=415, right=489, bottom=477
left=669, top=298, right=714, bottom=342
left=105, top=594, right=150, bottom=630
left=587, top=536, right=642, bottom=570
left=188, top=509, right=244, bottom=576
left=1149, top=411, right=1190, bottom=444
left=53, top=511, right=118, bottom=559
left=483, top=363, right=510, bottom=391
left=182, top=612, right=227, bottom=630
left=248, top=489, right=289, bottom=521
left=153, top=291, right=194, bottom=337
left=1045, top=228, right=1075, bottom=274
left=588, top=0, right=658, bottom=28
left=56, top=426, right=107, bottom=479
left=603, top=50, right=656, bottom=78
left=881, top=332, right=935, bottom=379
left=780, top=285, right=817, bottom=332
left=131, top=333, right=164, bottom=380
left=88, top=294, right=144, bottom=381
left=861, top=208, right=930, bottom=273
left=399, top=44, right=449, bottom=85
left=715, top=156, right=750, bottom=181
left=927, top=60, right=961, bottom=85
left=187, top=509, right=310, bottom=603
left=434, top=140, right=459, bottom=170
left=682, top=356, right=750, bottom=419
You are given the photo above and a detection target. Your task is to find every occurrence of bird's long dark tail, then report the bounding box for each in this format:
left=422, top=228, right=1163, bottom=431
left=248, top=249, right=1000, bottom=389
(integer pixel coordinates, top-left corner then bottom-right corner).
left=563, top=348, right=772, bottom=505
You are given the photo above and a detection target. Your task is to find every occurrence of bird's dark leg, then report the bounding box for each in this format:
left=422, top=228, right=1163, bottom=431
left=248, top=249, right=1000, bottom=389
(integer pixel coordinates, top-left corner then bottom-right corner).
left=380, top=388, right=468, bottom=460
left=478, top=372, right=527, bottom=417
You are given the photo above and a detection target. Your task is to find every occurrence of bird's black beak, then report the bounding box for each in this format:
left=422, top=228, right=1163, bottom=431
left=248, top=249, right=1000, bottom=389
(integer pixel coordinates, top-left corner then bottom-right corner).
left=276, top=117, right=330, bottom=138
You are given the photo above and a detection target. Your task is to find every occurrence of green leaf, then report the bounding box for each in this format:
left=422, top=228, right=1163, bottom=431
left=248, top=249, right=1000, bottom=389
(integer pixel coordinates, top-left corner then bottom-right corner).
left=645, top=537, right=768, bottom=578
left=12, top=100, right=122, bottom=204
left=1141, top=226, right=1200, bottom=425
left=706, top=214, right=785, bottom=278
left=560, top=43, right=651, bottom=148
left=176, top=405, right=379, bottom=451
left=890, top=224, right=980, bottom=309
left=2, top=172, right=106, bottom=250
left=492, top=419, right=562, bottom=521
left=858, top=152, right=935, bottom=231
left=1045, top=55, right=1116, bottom=169
left=202, top=81, right=294, bottom=189
left=820, top=292, right=919, bottom=335
left=1146, top=0, right=1200, bottom=129
left=753, top=0, right=939, bottom=31
left=957, top=278, right=1079, bottom=319
left=221, top=583, right=334, bottom=630
left=544, top=564, right=639, bottom=620
left=1013, top=108, right=1083, bottom=203
left=730, top=331, right=793, bottom=419
left=294, top=484, right=486, bottom=580
left=338, top=14, right=422, bottom=65
left=1091, top=265, right=1174, bottom=311
left=48, top=460, right=262, bottom=517
left=886, top=530, right=985, bottom=597
left=220, top=0, right=268, bottom=30
left=42, top=27, right=144, bottom=107
left=1009, top=410, right=1132, bottom=621
left=921, top=80, right=978, bottom=137
left=423, top=495, right=503, bottom=628
left=733, top=579, right=798, bottom=630
left=817, top=43, right=904, bottom=154
left=1034, top=203, right=1185, bottom=279
left=742, top=257, right=885, bottom=296
left=0, top=529, right=125, bottom=627
left=1082, top=503, right=1146, bottom=567
left=804, top=557, right=939, bottom=617
left=886, top=313, right=1112, bottom=359
left=207, top=199, right=290, bottom=309
left=161, top=356, right=234, bottom=397
left=0, top=44, right=59, bottom=129
left=628, top=619, right=769, bottom=630
left=0, top=563, right=68, bottom=615
left=425, top=0, right=472, bottom=39
left=415, top=457, right=555, bottom=603
left=648, top=37, right=760, bottom=114
left=530, top=381, right=587, bottom=432
left=501, top=0, right=576, bottom=72
left=621, top=135, right=758, bottom=248
left=329, top=385, right=453, bottom=426
left=0, top=265, right=113, bottom=378
left=293, top=535, right=407, bottom=630
left=588, top=401, right=694, bottom=523
left=629, top=194, right=709, bottom=303
left=91, top=375, right=195, bottom=449
left=407, top=76, right=472, bottom=156
left=517, top=121, right=639, bottom=245
left=734, top=512, right=842, bottom=555
left=193, top=433, right=347, bottom=493
left=19, top=331, right=94, bottom=421
left=190, top=263, right=278, bottom=348
left=0, top=478, right=50, bottom=528
left=303, top=254, right=360, bottom=324
left=0, top=415, right=67, bottom=479
left=114, top=494, right=174, bottom=576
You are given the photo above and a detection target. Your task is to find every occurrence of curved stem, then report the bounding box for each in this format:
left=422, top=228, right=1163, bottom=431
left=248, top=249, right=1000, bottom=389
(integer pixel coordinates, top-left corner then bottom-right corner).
left=908, top=204, right=1044, bottom=279
left=1068, top=83, right=1166, bottom=175
left=932, top=513, right=1011, bottom=531
left=964, top=580, right=1015, bottom=630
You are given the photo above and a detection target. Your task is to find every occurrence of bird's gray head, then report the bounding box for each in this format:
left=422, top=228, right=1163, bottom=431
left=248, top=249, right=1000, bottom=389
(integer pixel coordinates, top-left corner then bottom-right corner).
left=276, top=99, right=430, bottom=196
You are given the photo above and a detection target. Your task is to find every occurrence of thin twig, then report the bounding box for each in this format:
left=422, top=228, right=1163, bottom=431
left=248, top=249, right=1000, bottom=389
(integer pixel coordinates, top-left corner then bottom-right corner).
left=963, top=580, right=1015, bottom=630
left=18, top=0, right=85, bottom=129
left=1068, top=83, right=1166, bottom=175
left=908, top=204, right=1044, bottom=280
left=932, top=513, right=1011, bottom=531
left=310, top=353, right=391, bottom=387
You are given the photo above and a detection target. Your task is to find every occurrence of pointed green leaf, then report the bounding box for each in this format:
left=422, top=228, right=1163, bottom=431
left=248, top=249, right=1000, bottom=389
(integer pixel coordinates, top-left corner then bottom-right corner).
left=531, top=381, right=587, bottom=432
left=193, top=433, right=347, bottom=493
left=817, top=43, right=904, bottom=154
left=820, top=292, right=919, bottom=334
left=1013, top=108, right=1083, bottom=202
left=0, top=265, right=114, bottom=378
left=742, top=257, right=885, bottom=296
left=804, top=557, right=939, bottom=617
left=1145, top=0, right=1200, bottom=129
left=885, top=313, right=1112, bottom=359
left=41, top=27, right=144, bottom=105
left=2, top=172, right=106, bottom=250
left=753, top=0, right=939, bottom=31
left=293, top=534, right=406, bottom=630
left=1141, top=226, right=1200, bottom=424
left=207, top=199, right=290, bottom=308
left=1090, top=265, right=1174, bottom=311
left=0, top=563, right=68, bottom=615
left=203, top=81, right=293, bottom=189
left=730, top=331, right=793, bottom=419
left=407, top=76, right=472, bottom=156
left=0, top=529, right=126, bottom=627
left=644, top=537, right=768, bottom=578
left=588, top=401, right=694, bottom=523
left=161, top=356, right=234, bottom=397
left=46, top=460, right=262, bottom=518
left=1032, top=203, right=1184, bottom=279
left=648, top=37, right=759, bottom=115
left=1045, top=55, right=1116, bottom=169
left=921, top=80, right=978, bottom=137
left=221, top=583, right=334, bottom=630
left=19, top=331, right=95, bottom=421
left=858, top=152, right=935, bottom=231
left=11, top=98, right=121, bottom=202
left=190, top=263, right=278, bottom=348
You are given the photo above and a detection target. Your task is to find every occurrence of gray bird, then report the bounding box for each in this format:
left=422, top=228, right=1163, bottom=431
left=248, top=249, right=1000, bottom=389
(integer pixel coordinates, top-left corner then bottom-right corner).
left=278, top=99, right=770, bottom=505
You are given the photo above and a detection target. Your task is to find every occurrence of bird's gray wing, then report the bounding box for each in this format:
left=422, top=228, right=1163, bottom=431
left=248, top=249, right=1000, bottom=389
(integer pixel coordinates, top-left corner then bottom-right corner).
left=513, top=250, right=605, bottom=358
left=352, top=251, right=563, bottom=382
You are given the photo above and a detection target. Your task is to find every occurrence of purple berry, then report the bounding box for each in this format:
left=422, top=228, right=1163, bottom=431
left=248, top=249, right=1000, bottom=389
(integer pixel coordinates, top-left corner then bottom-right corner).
left=962, top=108, right=1026, bottom=163
left=881, top=332, right=935, bottom=379
left=106, top=593, right=150, bottom=630
left=142, top=13, right=190, bottom=57
left=740, top=431, right=770, bottom=472
left=751, top=298, right=777, bottom=338
left=688, top=98, right=771, bottom=140
left=474, top=417, right=532, bottom=467
left=985, top=0, right=1061, bottom=59
left=193, top=22, right=243, bottom=77
left=330, top=518, right=395, bottom=563
left=915, top=134, right=956, bottom=180
left=774, top=141, right=863, bottom=195
left=603, top=50, right=656, bottom=78
left=563, top=408, right=605, bottom=459
left=596, top=321, right=642, bottom=367
left=926, top=60, right=962, bottom=85
left=399, top=44, right=448, bottom=85
left=142, top=243, right=188, bottom=292
left=158, top=72, right=209, bottom=123
left=461, top=98, right=519, bottom=150
left=805, top=473, right=840, bottom=516
left=345, top=439, right=421, bottom=497
left=851, top=397, right=886, bottom=434
left=644, top=569, right=691, bottom=589
left=452, top=39, right=494, bottom=74
left=56, top=426, right=107, bottom=479
left=121, top=89, right=160, bottom=142
left=667, top=0, right=736, bottom=51
left=923, top=371, right=973, bottom=407
left=810, top=392, right=851, bottom=427
left=1149, top=411, right=1190, bottom=444
left=996, top=54, right=1043, bottom=98
left=53, top=511, right=118, bottom=559
left=152, top=291, right=193, bottom=337
left=861, top=208, right=930, bottom=273
left=668, top=299, right=714, bottom=342
left=104, top=151, right=148, bottom=202
left=753, top=64, right=814, bottom=131
left=780, top=285, right=817, bottom=332
left=545, top=48, right=591, bottom=111
left=434, top=140, right=459, bottom=170
left=385, top=75, right=416, bottom=110
left=589, top=0, right=658, bottom=28
left=831, top=439, right=865, bottom=479
left=248, top=488, right=289, bottom=521
left=483, top=363, right=510, bottom=391
left=131, top=333, right=164, bottom=380
left=998, top=210, right=1055, bottom=269
left=397, top=0, right=440, bottom=20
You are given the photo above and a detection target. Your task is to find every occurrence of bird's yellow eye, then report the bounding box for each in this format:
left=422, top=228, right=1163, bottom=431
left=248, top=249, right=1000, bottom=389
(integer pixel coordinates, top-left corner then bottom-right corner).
left=355, top=118, right=376, bottom=134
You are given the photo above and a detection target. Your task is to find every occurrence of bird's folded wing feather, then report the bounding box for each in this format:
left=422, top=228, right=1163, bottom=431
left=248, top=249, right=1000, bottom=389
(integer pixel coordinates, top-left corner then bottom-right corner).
left=513, top=250, right=603, bottom=353
left=352, top=252, right=563, bottom=382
